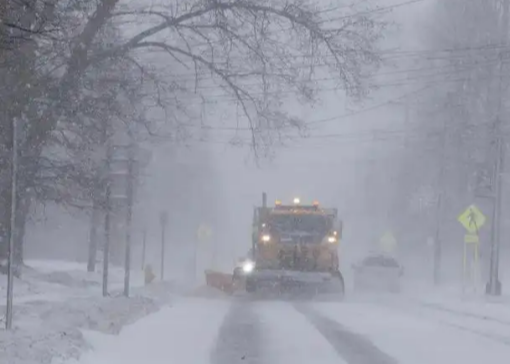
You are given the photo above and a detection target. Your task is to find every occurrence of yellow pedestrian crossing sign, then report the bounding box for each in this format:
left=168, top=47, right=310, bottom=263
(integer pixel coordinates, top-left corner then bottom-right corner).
left=197, top=223, right=213, bottom=242
left=380, top=231, right=397, bottom=252
left=458, top=205, right=486, bottom=233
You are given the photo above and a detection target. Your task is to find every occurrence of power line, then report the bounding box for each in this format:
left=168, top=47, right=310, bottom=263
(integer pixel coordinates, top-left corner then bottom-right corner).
left=162, top=51, right=507, bottom=94
left=161, top=62, right=510, bottom=134
left=150, top=60, right=510, bottom=114
left=179, top=119, right=493, bottom=150
left=147, top=41, right=510, bottom=85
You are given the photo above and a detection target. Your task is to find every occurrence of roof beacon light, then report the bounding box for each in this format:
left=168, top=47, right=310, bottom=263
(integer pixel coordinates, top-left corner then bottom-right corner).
left=313, top=200, right=319, bottom=206
left=293, top=197, right=300, bottom=204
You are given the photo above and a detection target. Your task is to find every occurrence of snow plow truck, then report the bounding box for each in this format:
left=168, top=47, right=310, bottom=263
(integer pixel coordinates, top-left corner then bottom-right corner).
left=233, top=193, right=345, bottom=298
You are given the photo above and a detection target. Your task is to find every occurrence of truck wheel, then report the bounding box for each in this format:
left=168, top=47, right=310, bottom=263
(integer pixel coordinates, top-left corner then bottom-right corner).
left=315, top=271, right=345, bottom=302
left=246, top=277, right=257, bottom=293
left=232, top=268, right=241, bottom=282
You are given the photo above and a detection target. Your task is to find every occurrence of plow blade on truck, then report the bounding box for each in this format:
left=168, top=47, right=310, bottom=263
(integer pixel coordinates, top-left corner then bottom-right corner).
left=204, top=269, right=236, bottom=294
left=241, top=269, right=345, bottom=300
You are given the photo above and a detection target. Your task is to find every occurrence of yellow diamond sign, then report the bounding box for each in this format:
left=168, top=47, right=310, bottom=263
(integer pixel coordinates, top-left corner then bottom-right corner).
left=458, top=204, right=486, bottom=233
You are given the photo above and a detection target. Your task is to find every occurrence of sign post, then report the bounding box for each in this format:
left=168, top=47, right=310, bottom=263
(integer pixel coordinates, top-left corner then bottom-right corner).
left=141, top=228, right=147, bottom=271
left=159, top=211, right=168, bottom=280
left=457, top=204, right=486, bottom=293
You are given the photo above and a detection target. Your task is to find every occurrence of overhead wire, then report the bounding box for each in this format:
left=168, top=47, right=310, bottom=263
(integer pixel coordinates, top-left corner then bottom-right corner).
left=179, top=112, right=494, bottom=149
left=125, top=0, right=509, bottom=148
left=147, top=54, right=510, bottom=115
left=162, top=58, right=510, bottom=134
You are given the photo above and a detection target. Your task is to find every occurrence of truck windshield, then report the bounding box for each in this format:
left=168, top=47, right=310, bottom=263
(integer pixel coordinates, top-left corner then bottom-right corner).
left=267, top=214, right=331, bottom=234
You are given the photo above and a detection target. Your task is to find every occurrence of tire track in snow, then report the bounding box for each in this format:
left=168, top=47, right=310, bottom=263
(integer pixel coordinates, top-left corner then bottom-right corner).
left=210, top=301, right=263, bottom=364
left=418, top=301, right=510, bottom=326
left=372, top=299, right=510, bottom=346
left=293, top=303, right=398, bottom=364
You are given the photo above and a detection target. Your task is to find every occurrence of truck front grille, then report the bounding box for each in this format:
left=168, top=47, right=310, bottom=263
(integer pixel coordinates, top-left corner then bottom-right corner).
left=277, top=245, right=320, bottom=271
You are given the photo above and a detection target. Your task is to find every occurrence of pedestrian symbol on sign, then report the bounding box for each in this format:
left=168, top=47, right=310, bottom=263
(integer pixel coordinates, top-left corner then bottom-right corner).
left=457, top=204, right=486, bottom=234
left=468, top=208, right=479, bottom=233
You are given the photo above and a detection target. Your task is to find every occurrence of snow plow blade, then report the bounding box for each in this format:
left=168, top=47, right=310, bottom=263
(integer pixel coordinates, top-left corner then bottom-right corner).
left=242, top=270, right=345, bottom=300
left=204, top=270, right=235, bottom=294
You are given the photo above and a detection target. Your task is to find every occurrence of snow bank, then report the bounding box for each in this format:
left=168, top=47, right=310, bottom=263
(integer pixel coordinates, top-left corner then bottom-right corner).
left=0, top=260, right=176, bottom=364
left=69, top=298, right=231, bottom=364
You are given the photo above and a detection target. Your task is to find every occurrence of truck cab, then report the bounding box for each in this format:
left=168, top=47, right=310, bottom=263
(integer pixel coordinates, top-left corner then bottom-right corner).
left=242, top=194, right=345, bottom=297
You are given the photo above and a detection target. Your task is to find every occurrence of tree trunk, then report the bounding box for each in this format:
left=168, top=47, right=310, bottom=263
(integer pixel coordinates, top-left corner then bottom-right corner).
left=87, top=199, right=102, bottom=272
left=13, top=193, right=30, bottom=268
left=0, top=186, right=11, bottom=272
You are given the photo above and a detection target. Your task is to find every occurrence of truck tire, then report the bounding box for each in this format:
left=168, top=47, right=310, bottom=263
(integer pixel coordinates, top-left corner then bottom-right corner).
left=245, top=277, right=257, bottom=293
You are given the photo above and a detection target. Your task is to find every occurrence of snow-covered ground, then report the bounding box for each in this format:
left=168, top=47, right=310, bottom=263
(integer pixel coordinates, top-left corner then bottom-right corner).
left=313, top=300, right=510, bottom=364
left=53, top=289, right=510, bottom=364
left=72, top=298, right=231, bottom=364
left=3, top=261, right=510, bottom=364
left=0, top=260, right=144, bottom=306
left=0, top=260, right=176, bottom=364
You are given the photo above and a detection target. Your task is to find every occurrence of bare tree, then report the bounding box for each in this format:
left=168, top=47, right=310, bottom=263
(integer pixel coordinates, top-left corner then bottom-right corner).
left=0, top=0, right=386, bottom=266
left=391, top=0, right=508, bottom=254
left=0, top=0, right=55, bottom=49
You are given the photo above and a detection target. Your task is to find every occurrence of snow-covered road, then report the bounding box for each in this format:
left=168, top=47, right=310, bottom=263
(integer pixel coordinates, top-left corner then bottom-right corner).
left=71, top=293, right=510, bottom=364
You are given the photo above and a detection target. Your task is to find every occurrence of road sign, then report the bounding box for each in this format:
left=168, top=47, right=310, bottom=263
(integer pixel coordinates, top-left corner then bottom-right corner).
left=458, top=204, right=486, bottom=233
left=380, top=231, right=397, bottom=252
left=197, top=223, right=213, bottom=242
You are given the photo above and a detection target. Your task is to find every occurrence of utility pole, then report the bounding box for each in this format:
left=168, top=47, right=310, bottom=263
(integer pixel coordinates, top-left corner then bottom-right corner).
left=141, top=228, right=147, bottom=270
left=5, top=117, right=18, bottom=330
left=159, top=211, right=168, bottom=280
left=433, top=96, right=451, bottom=286
left=486, top=0, right=508, bottom=296
left=487, top=137, right=502, bottom=296
left=107, top=139, right=134, bottom=296
left=193, top=232, right=199, bottom=282
left=123, top=138, right=135, bottom=297
left=102, top=141, right=112, bottom=297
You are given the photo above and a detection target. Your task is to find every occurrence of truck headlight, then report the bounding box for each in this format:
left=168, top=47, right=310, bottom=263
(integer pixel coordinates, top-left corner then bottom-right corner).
left=261, top=234, right=271, bottom=242
left=327, top=236, right=337, bottom=243
left=242, top=260, right=255, bottom=273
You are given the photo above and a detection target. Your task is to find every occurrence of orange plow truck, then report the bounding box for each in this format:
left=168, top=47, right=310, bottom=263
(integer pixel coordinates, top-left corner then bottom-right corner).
left=232, top=193, right=345, bottom=299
